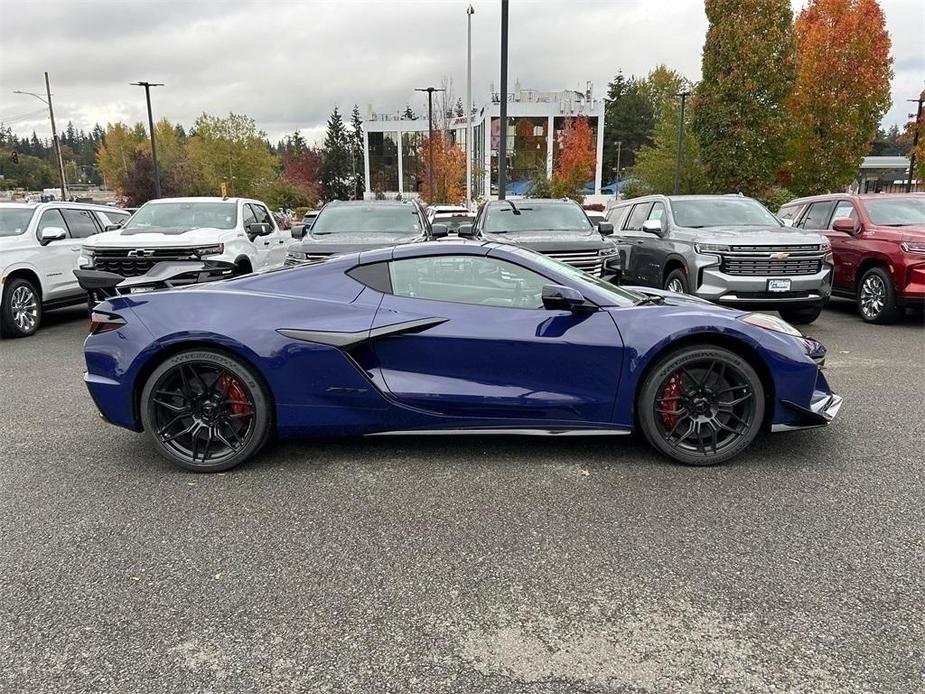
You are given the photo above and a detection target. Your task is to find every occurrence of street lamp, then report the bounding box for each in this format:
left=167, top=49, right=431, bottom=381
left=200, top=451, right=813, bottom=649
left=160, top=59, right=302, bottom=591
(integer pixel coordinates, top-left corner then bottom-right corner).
left=673, top=91, right=691, bottom=195
left=614, top=140, right=622, bottom=199
left=415, top=86, right=445, bottom=201
left=466, top=4, right=475, bottom=209
left=13, top=72, right=67, bottom=201
left=498, top=0, right=510, bottom=200
left=130, top=81, right=164, bottom=198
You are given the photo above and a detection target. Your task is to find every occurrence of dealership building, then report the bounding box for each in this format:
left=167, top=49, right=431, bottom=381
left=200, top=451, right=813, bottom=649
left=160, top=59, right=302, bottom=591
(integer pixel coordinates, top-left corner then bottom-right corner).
left=362, top=84, right=606, bottom=202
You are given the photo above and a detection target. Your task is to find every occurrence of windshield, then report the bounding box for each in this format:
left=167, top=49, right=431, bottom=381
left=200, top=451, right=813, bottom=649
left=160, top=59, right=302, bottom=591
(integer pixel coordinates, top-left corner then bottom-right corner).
left=485, top=202, right=594, bottom=233
left=862, top=197, right=925, bottom=226
left=508, top=247, right=642, bottom=307
left=311, top=205, right=422, bottom=235
left=0, top=208, right=35, bottom=237
left=437, top=215, right=475, bottom=232
left=124, top=201, right=237, bottom=230
left=671, top=198, right=780, bottom=228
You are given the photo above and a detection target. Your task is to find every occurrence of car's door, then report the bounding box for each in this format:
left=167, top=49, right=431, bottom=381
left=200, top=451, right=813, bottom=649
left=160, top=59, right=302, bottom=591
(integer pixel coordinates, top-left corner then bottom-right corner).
left=614, top=201, right=655, bottom=285
left=364, top=251, right=625, bottom=424
left=250, top=202, right=288, bottom=267
left=634, top=201, right=673, bottom=287
left=825, top=200, right=862, bottom=290
left=241, top=203, right=269, bottom=269
left=40, top=208, right=95, bottom=299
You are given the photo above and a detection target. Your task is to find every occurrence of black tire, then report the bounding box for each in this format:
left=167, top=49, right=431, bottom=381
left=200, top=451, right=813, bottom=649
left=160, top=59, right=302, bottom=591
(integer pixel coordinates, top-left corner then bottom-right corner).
left=638, top=346, right=765, bottom=466
left=1, top=277, right=42, bottom=338
left=140, top=349, right=272, bottom=472
left=779, top=305, right=823, bottom=325
left=857, top=267, right=901, bottom=324
left=664, top=268, right=689, bottom=294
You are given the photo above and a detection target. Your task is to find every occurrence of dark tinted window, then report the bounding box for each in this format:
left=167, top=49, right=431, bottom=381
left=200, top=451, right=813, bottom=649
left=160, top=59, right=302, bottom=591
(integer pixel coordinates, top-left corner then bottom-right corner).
left=62, top=208, right=100, bottom=238
left=312, top=205, right=423, bottom=234
left=251, top=203, right=275, bottom=228
left=37, top=209, right=68, bottom=237
left=242, top=204, right=258, bottom=226
left=625, top=203, right=653, bottom=231
left=800, top=201, right=836, bottom=229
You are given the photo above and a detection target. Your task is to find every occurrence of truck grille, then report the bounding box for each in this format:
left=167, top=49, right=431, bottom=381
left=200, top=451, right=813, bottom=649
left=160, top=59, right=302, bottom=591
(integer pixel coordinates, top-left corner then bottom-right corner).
left=541, top=250, right=604, bottom=277
left=720, top=245, right=826, bottom=277
left=92, top=248, right=205, bottom=277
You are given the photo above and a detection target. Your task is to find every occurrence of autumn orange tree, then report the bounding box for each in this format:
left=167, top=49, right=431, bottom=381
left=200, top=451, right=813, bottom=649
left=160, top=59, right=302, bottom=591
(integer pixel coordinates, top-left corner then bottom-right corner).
left=420, top=131, right=466, bottom=204
left=786, top=0, right=893, bottom=195
left=549, top=116, right=595, bottom=202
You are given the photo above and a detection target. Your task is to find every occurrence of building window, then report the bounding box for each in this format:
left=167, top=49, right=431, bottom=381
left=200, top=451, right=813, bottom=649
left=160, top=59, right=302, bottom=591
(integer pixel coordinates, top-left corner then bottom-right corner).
left=402, top=132, right=424, bottom=194
left=369, top=131, right=399, bottom=194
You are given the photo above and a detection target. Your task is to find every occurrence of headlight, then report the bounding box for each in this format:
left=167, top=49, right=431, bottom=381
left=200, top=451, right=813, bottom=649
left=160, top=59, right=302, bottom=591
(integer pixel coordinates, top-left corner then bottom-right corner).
left=819, top=239, right=831, bottom=252
left=190, top=244, right=224, bottom=257
left=694, top=243, right=730, bottom=254
left=901, top=241, right=925, bottom=254
left=81, top=246, right=96, bottom=258
left=739, top=312, right=803, bottom=337
left=599, top=246, right=619, bottom=257
left=288, top=250, right=308, bottom=260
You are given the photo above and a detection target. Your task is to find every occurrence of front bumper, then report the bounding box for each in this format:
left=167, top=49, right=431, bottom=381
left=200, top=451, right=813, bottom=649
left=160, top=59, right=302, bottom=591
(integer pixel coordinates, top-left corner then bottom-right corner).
left=694, top=263, right=832, bottom=307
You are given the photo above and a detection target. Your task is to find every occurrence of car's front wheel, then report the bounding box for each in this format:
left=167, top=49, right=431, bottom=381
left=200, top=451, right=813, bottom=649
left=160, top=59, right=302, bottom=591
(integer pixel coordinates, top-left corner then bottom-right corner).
left=779, top=305, right=823, bottom=325
left=1, top=277, right=42, bottom=338
left=857, top=267, right=901, bottom=324
left=140, top=349, right=272, bottom=472
left=664, top=268, right=689, bottom=294
left=638, top=346, right=765, bottom=466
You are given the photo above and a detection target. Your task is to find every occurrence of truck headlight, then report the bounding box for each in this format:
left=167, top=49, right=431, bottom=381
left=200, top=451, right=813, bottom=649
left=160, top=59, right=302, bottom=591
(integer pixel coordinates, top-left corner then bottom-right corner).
left=901, top=241, right=925, bottom=254
left=694, top=243, right=730, bottom=254
left=190, top=244, right=224, bottom=258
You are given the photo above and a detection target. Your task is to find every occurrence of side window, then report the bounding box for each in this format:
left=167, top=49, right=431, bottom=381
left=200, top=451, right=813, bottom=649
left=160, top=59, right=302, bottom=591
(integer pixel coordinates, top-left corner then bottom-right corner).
left=647, top=202, right=666, bottom=221
left=242, top=204, right=258, bottom=227
left=251, top=204, right=275, bottom=229
left=605, top=206, right=629, bottom=228
left=830, top=201, right=857, bottom=226
left=37, top=209, right=69, bottom=238
left=799, top=202, right=835, bottom=230
left=625, top=203, right=653, bottom=231
left=388, top=255, right=548, bottom=309
left=777, top=204, right=801, bottom=221
left=96, top=210, right=130, bottom=228
left=61, top=208, right=100, bottom=238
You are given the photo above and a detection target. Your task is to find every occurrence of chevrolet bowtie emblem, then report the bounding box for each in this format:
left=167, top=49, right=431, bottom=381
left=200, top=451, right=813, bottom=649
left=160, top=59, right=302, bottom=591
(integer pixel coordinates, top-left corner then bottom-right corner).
left=771, top=252, right=790, bottom=260
left=127, top=249, right=155, bottom=257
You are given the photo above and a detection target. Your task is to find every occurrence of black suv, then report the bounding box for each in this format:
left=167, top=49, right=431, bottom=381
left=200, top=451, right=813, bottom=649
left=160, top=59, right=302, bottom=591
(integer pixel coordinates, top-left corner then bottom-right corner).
left=287, top=199, right=441, bottom=265
left=471, top=198, right=620, bottom=281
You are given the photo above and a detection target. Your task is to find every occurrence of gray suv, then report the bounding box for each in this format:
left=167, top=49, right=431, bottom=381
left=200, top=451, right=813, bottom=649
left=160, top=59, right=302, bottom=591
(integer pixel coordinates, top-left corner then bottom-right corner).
left=606, top=194, right=834, bottom=324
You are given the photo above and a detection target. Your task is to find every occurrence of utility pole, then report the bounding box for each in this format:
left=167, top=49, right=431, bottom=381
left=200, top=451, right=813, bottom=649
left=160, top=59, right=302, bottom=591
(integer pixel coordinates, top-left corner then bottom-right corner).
left=673, top=91, right=690, bottom=195
left=615, top=140, right=622, bottom=199
left=906, top=95, right=924, bottom=193
left=497, top=0, right=510, bottom=200
left=14, top=74, right=68, bottom=200
left=415, top=86, right=445, bottom=201
left=131, top=81, right=164, bottom=198
left=466, top=4, right=475, bottom=209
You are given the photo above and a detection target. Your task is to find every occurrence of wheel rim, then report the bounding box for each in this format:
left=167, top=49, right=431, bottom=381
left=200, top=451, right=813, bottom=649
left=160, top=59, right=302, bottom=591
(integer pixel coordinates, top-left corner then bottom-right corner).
left=859, top=275, right=885, bottom=318
left=654, top=358, right=756, bottom=457
left=10, top=285, right=38, bottom=332
left=151, top=362, right=256, bottom=465
left=666, top=278, right=685, bottom=293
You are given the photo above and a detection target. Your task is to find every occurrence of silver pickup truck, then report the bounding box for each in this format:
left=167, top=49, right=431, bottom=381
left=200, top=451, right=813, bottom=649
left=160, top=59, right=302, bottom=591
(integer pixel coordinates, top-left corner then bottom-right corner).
left=606, top=194, right=833, bottom=324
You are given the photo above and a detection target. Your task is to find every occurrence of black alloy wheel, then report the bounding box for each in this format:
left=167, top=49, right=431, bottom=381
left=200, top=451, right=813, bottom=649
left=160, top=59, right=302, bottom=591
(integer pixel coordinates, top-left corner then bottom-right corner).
left=140, top=350, right=271, bottom=472
left=638, top=346, right=765, bottom=466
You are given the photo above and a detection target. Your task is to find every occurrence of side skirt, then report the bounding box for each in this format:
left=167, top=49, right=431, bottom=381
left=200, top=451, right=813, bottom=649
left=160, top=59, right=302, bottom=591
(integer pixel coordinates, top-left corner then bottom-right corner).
left=367, top=427, right=632, bottom=437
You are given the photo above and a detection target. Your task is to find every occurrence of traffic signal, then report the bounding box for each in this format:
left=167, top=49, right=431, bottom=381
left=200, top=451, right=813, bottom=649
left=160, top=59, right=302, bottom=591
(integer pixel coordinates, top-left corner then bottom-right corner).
left=10, top=151, right=19, bottom=164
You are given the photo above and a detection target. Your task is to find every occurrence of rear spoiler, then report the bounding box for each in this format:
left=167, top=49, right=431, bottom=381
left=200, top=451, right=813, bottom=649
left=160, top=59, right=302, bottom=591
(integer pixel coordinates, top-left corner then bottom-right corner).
left=75, top=260, right=236, bottom=298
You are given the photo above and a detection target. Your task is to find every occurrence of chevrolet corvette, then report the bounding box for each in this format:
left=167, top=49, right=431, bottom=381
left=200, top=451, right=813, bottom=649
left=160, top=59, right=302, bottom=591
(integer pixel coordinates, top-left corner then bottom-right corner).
left=83, top=241, right=842, bottom=472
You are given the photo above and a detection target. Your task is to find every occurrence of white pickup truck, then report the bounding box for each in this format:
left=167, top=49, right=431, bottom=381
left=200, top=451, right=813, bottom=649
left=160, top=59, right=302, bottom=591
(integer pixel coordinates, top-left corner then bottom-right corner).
left=77, top=197, right=291, bottom=301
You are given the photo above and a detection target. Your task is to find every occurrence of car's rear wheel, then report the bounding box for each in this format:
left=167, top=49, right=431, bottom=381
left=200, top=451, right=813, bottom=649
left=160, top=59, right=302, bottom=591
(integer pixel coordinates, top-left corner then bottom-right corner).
left=779, top=305, right=823, bottom=325
left=1, top=278, right=42, bottom=338
left=857, top=267, right=900, bottom=324
left=638, top=346, right=765, bottom=466
left=664, top=268, right=688, bottom=294
left=140, top=349, right=272, bottom=472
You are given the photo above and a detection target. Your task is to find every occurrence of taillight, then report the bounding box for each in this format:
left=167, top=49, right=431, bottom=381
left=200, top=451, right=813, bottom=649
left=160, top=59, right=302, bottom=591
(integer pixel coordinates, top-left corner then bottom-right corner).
left=89, top=311, right=126, bottom=335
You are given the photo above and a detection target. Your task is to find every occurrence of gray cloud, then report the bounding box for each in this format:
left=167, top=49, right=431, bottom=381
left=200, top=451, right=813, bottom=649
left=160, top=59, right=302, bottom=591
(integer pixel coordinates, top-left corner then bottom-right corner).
left=0, top=0, right=921, bottom=145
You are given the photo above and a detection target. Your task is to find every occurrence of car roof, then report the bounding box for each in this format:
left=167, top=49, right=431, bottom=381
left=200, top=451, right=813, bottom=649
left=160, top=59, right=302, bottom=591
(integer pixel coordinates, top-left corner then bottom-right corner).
left=325, top=199, right=419, bottom=207
left=0, top=201, right=125, bottom=211
left=485, top=198, right=578, bottom=207
left=783, top=192, right=924, bottom=206
left=142, top=196, right=249, bottom=204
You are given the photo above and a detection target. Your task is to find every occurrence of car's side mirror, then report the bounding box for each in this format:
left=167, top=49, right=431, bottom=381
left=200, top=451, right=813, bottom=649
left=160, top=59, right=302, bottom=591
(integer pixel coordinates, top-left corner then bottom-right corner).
left=39, top=226, right=67, bottom=245
left=831, top=218, right=857, bottom=234
left=246, top=222, right=272, bottom=237
left=431, top=223, right=449, bottom=239
left=542, top=284, right=589, bottom=311
left=598, top=222, right=614, bottom=235
left=291, top=225, right=307, bottom=240
left=104, top=223, right=122, bottom=232
left=641, top=219, right=663, bottom=235
left=457, top=223, right=477, bottom=238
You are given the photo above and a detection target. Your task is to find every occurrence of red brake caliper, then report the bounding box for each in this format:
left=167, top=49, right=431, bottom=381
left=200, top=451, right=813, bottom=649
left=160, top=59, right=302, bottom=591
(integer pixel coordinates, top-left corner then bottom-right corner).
left=659, top=373, right=684, bottom=430
left=219, top=374, right=252, bottom=420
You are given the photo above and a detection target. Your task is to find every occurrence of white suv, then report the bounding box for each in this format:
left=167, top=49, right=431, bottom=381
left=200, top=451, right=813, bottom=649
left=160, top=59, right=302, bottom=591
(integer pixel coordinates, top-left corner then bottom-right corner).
left=78, top=197, right=291, bottom=298
left=0, top=201, right=131, bottom=338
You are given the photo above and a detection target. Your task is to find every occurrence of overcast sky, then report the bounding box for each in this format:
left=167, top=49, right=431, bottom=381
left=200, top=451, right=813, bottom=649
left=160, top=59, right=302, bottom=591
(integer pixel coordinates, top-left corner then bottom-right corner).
left=0, top=0, right=922, bottom=146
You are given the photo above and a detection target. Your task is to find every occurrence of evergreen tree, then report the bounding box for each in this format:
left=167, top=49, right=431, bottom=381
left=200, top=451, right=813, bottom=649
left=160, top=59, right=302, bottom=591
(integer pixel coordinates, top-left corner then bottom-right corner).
left=402, top=105, right=417, bottom=120
left=320, top=107, right=352, bottom=201
left=349, top=105, right=365, bottom=199
left=601, top=72, right=655, bottom=179
left=454, top=98, right=465, bottom=118
left=693, top=0, right=795, bottom=196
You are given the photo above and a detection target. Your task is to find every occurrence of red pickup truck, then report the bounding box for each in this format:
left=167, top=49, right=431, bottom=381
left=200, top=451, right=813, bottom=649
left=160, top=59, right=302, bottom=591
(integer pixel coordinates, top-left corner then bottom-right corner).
left=778, top=193, right=925, bottom=323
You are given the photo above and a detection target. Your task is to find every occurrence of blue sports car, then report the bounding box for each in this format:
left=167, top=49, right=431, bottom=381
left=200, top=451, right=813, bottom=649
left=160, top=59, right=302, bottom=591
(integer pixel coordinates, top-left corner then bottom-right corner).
left=83, top=241, right=842, bottom=472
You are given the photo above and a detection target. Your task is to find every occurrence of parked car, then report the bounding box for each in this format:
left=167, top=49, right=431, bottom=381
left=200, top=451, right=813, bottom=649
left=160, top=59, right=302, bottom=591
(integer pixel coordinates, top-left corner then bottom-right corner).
left=0, top=201, right=130, bottom=338
left=605, top=194, right=833, bottom=324
left=286, top=199, right=440, bottom=265
left=83, top=240, right=841, bottom=472
left=426, top=205, right=476, bottom=236
left=298, top=209, right=320, bottom=236
left=77, top=197, right=290, bottom=303
left=471, top=198, right=620, bottom=281
left=777, top=193, right=925, bottom=323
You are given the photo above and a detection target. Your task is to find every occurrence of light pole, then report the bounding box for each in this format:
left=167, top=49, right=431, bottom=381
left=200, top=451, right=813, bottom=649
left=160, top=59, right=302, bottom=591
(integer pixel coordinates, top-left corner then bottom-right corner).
left=907, top=96, right=924, bottom=193
left=614, top=140, right=622, bottom=198
left=415, top=86, right=445, bottom=201
left=466, top=4, right=475, bottom=209
left=498, top=0, right=510, bottom=200
left=13, top=72, right=68, bottom=201
left=130, top=81, right=164, bottom=198
left=673, top=91, right=690, bottom=195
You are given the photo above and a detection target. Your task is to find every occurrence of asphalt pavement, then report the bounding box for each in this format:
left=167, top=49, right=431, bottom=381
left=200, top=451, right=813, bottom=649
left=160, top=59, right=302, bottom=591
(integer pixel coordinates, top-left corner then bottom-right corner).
left=1, top=299, right=923, bottom=693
